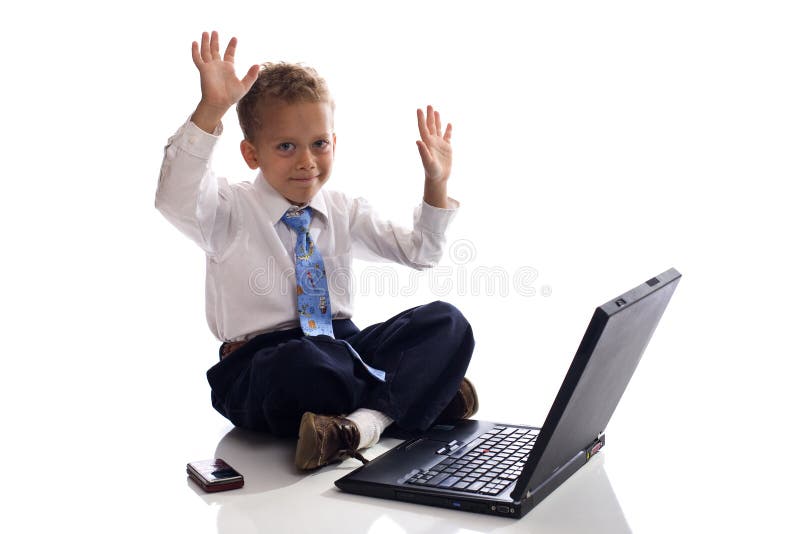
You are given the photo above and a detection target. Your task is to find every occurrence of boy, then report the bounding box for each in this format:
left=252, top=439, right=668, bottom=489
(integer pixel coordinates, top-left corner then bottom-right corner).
left=156, top=31, right=477, bottom=470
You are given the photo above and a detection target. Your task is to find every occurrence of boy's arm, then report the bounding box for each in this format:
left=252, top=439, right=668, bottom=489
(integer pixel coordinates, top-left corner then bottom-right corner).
left=349, top=105, right=459, bottom=268
left=156, top=119, right=232, bottom=255
left=155, top=32, right=259, bottom=255
left=348, top=195, right=458, bottom=270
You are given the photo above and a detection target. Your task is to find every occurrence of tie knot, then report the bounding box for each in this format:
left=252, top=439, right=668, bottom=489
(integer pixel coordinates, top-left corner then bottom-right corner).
left=281, top=207, right=312, bottom=233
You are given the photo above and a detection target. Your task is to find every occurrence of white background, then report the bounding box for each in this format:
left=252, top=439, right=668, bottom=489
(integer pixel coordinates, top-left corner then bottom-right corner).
left=2, top=1, right=798, bottom=532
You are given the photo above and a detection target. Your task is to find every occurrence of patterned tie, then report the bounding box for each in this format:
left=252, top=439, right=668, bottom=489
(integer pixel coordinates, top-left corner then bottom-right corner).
left=280, top=207, right=386, bottom=382
left=281, top=207, right=334, bottom=337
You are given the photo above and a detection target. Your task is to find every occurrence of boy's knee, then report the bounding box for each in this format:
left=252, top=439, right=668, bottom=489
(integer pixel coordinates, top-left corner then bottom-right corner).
left=418, top=300, right=470, bottom=332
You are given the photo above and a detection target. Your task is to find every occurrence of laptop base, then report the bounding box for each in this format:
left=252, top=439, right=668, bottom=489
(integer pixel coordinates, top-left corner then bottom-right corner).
left=335, top=419, right=604, bottom=519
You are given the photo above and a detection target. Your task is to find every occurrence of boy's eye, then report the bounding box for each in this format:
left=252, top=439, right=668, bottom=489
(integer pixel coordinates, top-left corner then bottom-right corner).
left=277, top=142, right=295, bottom=152
left=313, top=140, right=330, bottom=149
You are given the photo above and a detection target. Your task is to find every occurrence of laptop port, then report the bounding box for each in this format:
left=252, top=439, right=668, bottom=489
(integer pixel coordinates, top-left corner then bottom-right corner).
left=497, top=505, right=510, bottom=514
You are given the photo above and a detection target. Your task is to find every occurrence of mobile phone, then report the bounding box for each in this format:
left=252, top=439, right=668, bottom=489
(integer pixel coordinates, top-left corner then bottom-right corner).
left=187, top=458, right=244, bottom=492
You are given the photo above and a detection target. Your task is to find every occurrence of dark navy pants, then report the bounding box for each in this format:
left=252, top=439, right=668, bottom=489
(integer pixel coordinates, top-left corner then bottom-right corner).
left=206, top=301, right=475, bottom=438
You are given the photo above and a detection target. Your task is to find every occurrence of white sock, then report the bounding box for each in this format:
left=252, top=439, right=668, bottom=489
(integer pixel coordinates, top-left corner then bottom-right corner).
left=347, top=408, right=394, bottom=450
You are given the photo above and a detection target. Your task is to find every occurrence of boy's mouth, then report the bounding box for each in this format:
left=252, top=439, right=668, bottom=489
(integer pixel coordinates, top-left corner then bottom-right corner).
left=291, top=175, right=317, bottom=182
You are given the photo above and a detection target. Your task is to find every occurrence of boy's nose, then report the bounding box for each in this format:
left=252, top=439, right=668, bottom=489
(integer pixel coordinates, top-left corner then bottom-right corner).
left=297, top=149, right=316, bottom=170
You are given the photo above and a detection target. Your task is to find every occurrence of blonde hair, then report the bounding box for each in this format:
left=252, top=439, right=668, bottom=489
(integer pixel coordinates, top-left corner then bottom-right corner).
left=236, top=62, right=333, bottom=140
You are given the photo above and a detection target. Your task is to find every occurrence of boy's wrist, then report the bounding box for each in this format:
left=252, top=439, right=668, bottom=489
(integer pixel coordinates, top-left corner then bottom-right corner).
left=191, top=101, right=230, bottom=134
left=423, top=181, right=449, bottom=209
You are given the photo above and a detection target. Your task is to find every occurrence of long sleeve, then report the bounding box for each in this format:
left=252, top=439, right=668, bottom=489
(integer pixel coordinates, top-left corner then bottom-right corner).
left=348, top=195, right=459, bottom=269
left=154, top=121, right=461, bottom=341
left=155, top=119, right=237, bottom=256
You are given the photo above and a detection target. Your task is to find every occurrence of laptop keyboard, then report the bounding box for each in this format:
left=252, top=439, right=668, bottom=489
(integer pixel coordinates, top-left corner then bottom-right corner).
left=405, top=425, right=537, bottom=495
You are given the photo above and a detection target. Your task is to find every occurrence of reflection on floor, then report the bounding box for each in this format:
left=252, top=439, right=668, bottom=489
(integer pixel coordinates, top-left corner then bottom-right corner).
left=185, top=426, right=631, bottom=534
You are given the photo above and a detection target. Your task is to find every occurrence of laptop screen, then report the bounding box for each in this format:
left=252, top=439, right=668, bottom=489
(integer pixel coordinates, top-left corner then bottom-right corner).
left=512, top=268, right=681, bottom=501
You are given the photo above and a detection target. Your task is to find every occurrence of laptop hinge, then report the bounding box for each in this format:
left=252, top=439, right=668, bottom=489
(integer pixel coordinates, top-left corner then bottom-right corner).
left=522, top=433, right=606, bottom=501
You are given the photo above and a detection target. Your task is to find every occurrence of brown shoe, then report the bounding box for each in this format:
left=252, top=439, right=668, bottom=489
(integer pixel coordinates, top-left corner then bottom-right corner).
left=436, top=378, right=479, bottom=423
left=295, top=412, right=369, bottom=471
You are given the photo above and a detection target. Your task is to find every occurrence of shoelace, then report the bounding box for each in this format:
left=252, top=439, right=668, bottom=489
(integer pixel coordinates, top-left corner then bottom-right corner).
left=334, top=417, right=369, bottom=465
left=340, top=448, right=369, bottom=465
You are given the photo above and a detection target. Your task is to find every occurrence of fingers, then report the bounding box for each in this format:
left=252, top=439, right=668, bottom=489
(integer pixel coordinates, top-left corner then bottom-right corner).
left=241, top=64, right=260, bottom=92
left=417, top=105, right=453, bottom=143
left=210, top=31, right=221, bottom=60
left=191, top=40, right=202, bottom=68
left=200, top=31, right=211, bottom=62
left=416, top=108, right=427, bottom=139
left=223, top=36, right=238, bottom=63
left=416, top=140, right=433, bottom=167
left=195, top=31, right=234, bottom=64
left=418, top=107, right=436, bottom=138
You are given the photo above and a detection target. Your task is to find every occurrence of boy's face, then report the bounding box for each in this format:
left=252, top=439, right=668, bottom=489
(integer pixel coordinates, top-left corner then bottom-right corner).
left=240, top=100, right=336, bottom=206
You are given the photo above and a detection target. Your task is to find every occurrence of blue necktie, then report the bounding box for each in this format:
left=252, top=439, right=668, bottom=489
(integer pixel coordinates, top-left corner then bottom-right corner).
left=281, top=207, right=386, bottom=382
left=281, top=207, right=334, bottom=337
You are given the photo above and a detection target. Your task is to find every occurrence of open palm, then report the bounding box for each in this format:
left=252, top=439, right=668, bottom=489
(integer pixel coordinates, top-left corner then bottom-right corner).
left=416, top=105, right=453, bottom=184
left=191, top=31, right=259, bottom=114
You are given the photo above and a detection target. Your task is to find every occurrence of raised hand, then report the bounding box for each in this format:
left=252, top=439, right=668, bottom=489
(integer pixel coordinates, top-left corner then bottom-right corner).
left=416, top=105, right=453, bottom=184
left=190, top=31, right=259, bottom=133
left=416, top=105, right=453, bottom=208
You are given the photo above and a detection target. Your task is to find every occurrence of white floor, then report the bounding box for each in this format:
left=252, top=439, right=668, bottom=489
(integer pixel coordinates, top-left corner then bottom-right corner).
left=4, top=270, right=799, bottom=533
left=186, top=429, right=631, bottom=534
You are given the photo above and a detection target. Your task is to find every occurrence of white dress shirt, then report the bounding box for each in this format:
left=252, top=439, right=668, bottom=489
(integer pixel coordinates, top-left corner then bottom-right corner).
left=155, top=119, right=459, bottom=342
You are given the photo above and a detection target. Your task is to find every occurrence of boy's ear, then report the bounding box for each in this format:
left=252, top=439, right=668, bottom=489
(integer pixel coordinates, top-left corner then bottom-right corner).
left=332, top=132, right=337, bottom=155
left=240, top=139, right=260, bottom=170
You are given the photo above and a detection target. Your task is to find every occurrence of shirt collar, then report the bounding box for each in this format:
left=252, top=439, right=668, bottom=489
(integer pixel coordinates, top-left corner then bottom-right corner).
left=253, top=172, right=329, bottom=228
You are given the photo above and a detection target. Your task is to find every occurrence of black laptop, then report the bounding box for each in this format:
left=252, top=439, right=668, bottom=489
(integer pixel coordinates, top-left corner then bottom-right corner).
left=335, top=268, right=681, bottom=519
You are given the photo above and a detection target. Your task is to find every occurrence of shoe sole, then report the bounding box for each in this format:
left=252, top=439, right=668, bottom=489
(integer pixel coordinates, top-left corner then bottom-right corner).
left=295, top=412, right=324, bottom=470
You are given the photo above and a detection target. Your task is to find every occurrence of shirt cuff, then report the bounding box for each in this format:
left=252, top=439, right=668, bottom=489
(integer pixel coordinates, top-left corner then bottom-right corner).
left=175, top=117, right=223, bottom=158
left=418, top=198, right=459, bottom=233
